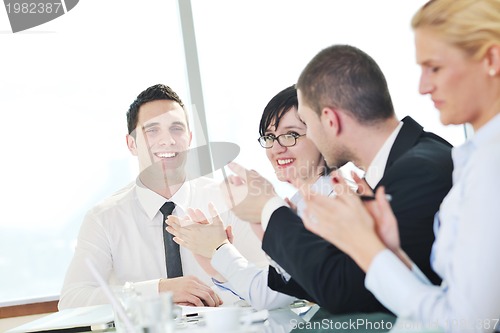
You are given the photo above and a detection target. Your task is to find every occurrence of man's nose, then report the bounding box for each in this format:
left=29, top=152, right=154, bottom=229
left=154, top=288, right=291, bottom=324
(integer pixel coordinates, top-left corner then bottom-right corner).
left=159, top=134, right=176, bottom=146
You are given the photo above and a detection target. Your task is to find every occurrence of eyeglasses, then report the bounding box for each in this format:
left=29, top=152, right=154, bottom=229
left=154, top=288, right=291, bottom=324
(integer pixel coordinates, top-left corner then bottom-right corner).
left=257, top=133, right=306, bottom=149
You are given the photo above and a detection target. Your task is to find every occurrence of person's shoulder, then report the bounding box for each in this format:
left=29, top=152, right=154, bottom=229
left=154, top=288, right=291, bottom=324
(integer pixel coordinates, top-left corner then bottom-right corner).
left=405, top=131, right=453, bottom=162
left=388, top=133, right=453, bottom=180
left=475, top=128, right=500, bottom=154
left=420, top=130, right=453, bottom=149
left=395, top=146, right=452, bottom=173
left=466, top=133, right=500, bottom=175
left=479, top=139, right=500, bottom=159
left=87, top=181, right=136, bottom=215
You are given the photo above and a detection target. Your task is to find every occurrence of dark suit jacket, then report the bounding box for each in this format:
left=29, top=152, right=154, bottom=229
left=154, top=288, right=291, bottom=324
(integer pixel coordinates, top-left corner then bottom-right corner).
left=262, top=116, right=453, bottom=314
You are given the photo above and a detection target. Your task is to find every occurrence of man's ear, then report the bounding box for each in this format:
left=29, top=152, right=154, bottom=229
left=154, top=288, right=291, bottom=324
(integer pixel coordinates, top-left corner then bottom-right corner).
left=483, top=44, right=500, bottom=76
left=321, top=107, right=341, bottom=135
left=126, top=134, right=138, bottom=156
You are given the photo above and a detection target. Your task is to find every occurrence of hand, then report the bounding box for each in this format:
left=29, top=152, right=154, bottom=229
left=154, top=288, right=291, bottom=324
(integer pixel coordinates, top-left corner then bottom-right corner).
left=166, top=203, right=229, bottom=258
left=365, top=187, right=400, bottom=252
left=249, top=223, right=264, bottom=242
left=159, top=276, right=222, bottom=307
left=220, top=162, right=277, bottom=223
left=284, top=197, right=297, bottom=214
left=351, top=171, right=373, bottom=196
left=226, top=225, right=234, bottom=244
left=365, top=186, right=412, bottom=268
left=301, top=172, right=386, bottom=272
left=351, top=172, right=403, bottom=256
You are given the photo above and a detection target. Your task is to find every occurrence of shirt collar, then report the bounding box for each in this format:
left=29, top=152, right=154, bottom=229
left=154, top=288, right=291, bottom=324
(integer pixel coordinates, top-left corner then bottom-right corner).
left=136, top=177, right=191, bottom=221
left=364, top=121, right=404, bottom=188
left=453, top=113, right=500, bottom=170
left=469, top=113, right=500, bottom=147
left=289, top=175, right=334, bottom=205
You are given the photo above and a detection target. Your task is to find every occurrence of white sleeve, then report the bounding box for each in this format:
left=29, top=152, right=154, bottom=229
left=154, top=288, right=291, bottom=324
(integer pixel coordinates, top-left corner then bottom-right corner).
left=365, top=249, right=437, bottom=318
left=130, top=279, right=160, bottom=298
left=211, top=243, right=296, bottom=310
left=261, top=196, right=288, bottom=231
left=267, top=257, right=292, bottom=282
left=411, top=262, right=432, bottom=285
left=58, top=213, right=115, bottom=309
left=367, top=151, right=500, bottom=333
left=366, top=248, right=500, bottom=333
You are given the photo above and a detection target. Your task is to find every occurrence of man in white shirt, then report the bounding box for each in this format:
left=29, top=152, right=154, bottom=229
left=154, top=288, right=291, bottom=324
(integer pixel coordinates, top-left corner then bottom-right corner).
left=58, top=84, right=265, bottom=309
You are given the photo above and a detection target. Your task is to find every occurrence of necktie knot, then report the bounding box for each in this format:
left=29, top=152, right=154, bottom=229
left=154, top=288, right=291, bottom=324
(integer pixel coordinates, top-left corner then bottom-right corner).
left=160, top=201, right=176, bottom=217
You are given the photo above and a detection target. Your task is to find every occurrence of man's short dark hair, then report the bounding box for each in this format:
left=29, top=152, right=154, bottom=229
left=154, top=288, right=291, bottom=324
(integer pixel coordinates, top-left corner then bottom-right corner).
left=296, top=44, right=395, bottom=124
left=127, top=84, right=187, bottom=135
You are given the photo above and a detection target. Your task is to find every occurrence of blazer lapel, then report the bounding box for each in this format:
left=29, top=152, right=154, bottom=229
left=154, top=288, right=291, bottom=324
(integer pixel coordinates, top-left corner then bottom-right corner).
left=384, top=116, right=423, bottom=174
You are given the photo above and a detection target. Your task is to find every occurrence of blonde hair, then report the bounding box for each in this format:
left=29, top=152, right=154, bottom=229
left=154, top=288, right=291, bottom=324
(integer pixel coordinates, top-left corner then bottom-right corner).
left=412, top=0, right=500, bottom=60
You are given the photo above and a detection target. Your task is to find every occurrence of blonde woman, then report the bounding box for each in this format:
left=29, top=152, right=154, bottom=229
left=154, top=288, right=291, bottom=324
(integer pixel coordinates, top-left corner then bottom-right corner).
left=303, top=1, right=500, bottom=331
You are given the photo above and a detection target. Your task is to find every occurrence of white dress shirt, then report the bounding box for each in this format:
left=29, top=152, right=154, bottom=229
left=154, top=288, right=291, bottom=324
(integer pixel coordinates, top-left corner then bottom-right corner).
left=365, top=114, right=500, bottom=333
left=211, top=175, right=334, bottom=310
left=364, top=121, right=403, bottom=188
left=58, top=176, right=267, bottom=309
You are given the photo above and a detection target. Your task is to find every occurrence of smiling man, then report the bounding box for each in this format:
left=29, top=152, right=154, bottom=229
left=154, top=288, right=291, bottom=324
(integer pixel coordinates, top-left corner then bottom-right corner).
left=129, top=97, right=192, bottom=198
left=58, top=84, right=265, bottom=309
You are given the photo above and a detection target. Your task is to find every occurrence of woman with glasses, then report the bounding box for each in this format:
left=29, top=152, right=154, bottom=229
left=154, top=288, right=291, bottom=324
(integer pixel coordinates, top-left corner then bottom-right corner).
left=166, top=85, right=334, bottom=311
left=257, top=85, right=333, bottom=216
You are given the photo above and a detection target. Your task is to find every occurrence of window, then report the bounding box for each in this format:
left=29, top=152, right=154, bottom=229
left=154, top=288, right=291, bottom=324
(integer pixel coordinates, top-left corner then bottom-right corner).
left=0, top=0, right=188, bottom=304
left=191, top=0, right=464, bottom=197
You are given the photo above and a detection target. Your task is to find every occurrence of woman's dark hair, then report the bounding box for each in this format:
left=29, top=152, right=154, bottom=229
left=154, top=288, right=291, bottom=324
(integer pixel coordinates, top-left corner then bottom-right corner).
left=258, top=85, right=298, bottom=137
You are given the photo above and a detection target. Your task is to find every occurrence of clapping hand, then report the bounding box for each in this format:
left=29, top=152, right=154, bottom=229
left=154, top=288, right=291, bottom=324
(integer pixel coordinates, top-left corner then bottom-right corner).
left=350, top=172, right=401, bottom=253
left=301, top=171, right=386, bottom=272
left=220, top=162, right=278, bottom=223
left=166, top=203, right=230, bottom=259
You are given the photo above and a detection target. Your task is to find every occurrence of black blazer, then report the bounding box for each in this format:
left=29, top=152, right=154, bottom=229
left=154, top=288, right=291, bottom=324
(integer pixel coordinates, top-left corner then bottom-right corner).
left=262, top=116, right=453, bottom=314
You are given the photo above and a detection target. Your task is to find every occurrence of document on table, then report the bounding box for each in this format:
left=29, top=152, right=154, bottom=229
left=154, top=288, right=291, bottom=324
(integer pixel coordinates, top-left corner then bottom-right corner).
left=6, top=304, right=114, bottom=333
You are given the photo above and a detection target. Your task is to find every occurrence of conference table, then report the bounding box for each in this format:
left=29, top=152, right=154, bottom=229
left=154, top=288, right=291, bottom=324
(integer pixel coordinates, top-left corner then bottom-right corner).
left=8, top=301, right=441, bottom=333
